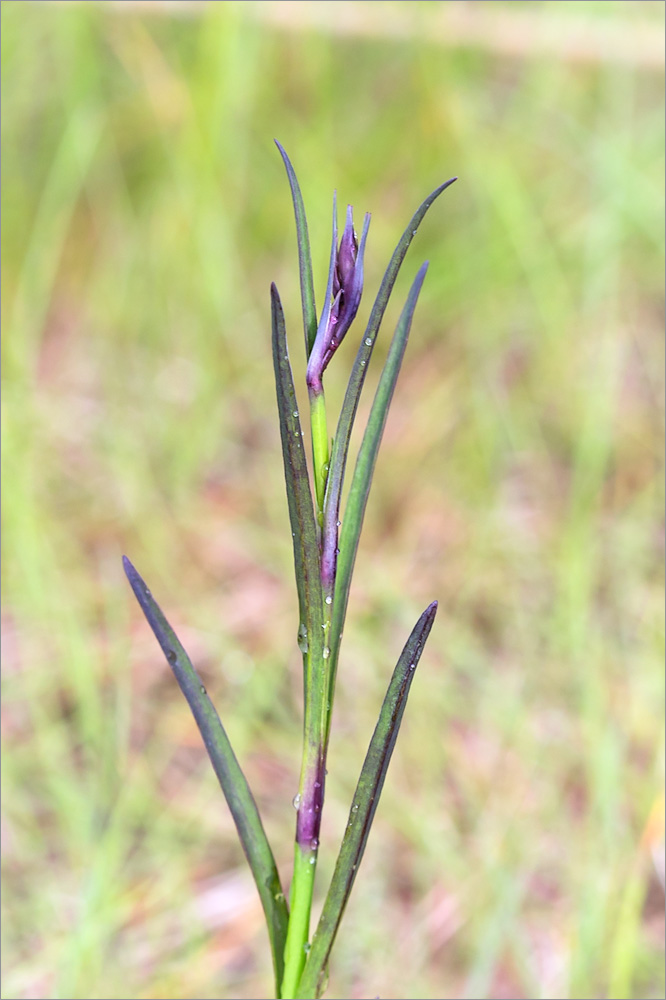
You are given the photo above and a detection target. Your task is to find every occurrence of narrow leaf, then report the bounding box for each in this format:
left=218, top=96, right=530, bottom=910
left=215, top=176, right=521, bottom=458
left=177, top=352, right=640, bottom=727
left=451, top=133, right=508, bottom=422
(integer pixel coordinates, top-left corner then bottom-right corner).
left=323, top=178, right=456, bottom=663
left=122, top=556, right=289, bottom=996
left=275, top=140, right=318, bottom=356
left=271, top=282, right=323, bottom=660
left=297, top=601, right=439, bottom=999
left=327, top=262, right=429, bottom=711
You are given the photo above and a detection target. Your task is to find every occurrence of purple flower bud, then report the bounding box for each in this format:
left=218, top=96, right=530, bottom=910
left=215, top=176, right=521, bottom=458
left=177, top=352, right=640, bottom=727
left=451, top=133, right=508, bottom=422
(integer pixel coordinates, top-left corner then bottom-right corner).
left=336, top=206, right=359, bottom=290
left=307, top=205, right=370, bottom=393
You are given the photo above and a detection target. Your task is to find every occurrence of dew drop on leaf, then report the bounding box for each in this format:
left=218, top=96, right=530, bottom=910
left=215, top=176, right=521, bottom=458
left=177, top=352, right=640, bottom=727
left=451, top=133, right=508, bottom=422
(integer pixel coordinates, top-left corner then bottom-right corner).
left=298, top=624, right=309, bottom=653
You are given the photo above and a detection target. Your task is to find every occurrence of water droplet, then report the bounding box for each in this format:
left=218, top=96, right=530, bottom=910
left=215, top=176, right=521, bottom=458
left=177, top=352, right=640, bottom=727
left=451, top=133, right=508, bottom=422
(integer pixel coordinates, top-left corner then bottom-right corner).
left=309, top=856, right=315, bottom=865
left=336, top=520, right=341, bottom=527
left=352, top=803, right=359, bottom=812
left=365, top=338, right=372, bottom=346
left=298, top=624, right=309, bottom=653
left=310, top=837, right=319, bottom=849
left=293, top=410, right=299, bottom=418
left=322, top=647, right=330, bottom=659
left=412, top=229, right=417, bottom=236
left=200, top=685, right=206, bottom=695
left=325, top=595, right=332, bottom=605
left=292, top=793, right=301, bottom=809
left=274, top=891, right=285, bottom=902
left=409, top=662, right=416, bottom=670
left=360, top=360, right=366, bottom=367
left=166, top=650, right=177, bottom=664
left=304, top=942, right=311, bottom=953
left=314, top=781, right=321, bottom=789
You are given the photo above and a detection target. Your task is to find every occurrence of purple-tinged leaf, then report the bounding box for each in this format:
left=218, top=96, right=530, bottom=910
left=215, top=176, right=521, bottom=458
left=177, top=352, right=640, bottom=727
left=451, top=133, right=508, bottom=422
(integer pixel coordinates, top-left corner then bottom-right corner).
left=321, top=178, right=456, bottom=587
left=296, top=601, right=439, bottom=999
left=324, top=262, right=429, bottom=696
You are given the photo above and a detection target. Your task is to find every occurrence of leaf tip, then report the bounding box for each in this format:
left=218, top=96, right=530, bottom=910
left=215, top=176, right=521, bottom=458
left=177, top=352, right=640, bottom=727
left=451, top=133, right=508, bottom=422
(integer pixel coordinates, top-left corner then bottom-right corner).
left=122, top=555, right=145, bottom=598
left=432, top=176, right=458, bottom=200
left=421, top=600, right=439, bottom=636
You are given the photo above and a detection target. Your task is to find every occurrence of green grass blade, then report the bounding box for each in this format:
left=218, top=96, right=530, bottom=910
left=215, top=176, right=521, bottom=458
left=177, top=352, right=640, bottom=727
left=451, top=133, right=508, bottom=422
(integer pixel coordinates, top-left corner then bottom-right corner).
left=271, top=282, right=322, bottom=656
left=322, top=179, right=456, bottom=659
left=122, top=556, right=289, bottom=996
left=275, top=140, right=318, bottom=356
left=297, top=601, right=439, bottom=999
left=328, top=262, right=429, bottom=715
left=326, top=178, right=456, bottom=494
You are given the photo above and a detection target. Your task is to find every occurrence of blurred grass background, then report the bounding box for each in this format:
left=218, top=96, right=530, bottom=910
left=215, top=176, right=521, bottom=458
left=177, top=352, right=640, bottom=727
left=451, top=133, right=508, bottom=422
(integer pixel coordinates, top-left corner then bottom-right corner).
left=2, top=2, right=664, bottom=998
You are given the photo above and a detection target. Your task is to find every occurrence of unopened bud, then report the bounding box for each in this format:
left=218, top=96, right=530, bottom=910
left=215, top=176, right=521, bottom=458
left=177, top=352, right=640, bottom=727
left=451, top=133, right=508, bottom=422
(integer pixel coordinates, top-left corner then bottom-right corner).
left=336, top=206, right=359, bottom=290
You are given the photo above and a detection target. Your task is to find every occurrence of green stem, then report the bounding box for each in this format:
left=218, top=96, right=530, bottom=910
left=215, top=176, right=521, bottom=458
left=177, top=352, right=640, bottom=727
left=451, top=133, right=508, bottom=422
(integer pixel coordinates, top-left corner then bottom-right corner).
left=309, top=388, right=329, bottom=524
left=281, top=844, right=317, bottom=998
